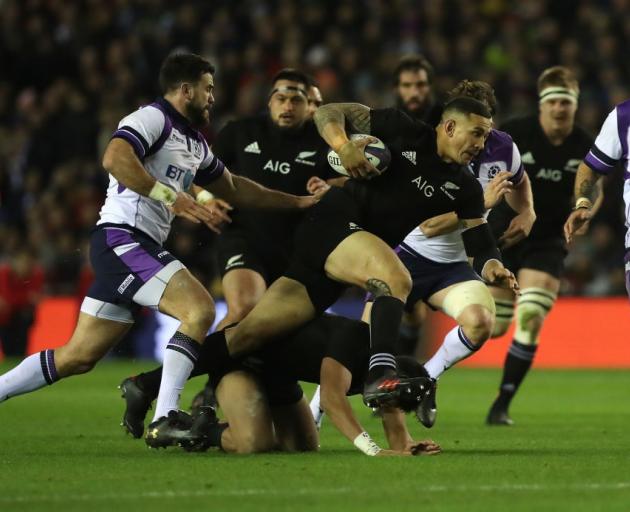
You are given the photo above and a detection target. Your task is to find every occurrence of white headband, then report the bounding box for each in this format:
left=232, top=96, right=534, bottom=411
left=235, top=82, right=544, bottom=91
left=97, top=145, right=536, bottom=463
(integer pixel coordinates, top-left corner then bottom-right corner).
left=539, top=86, right=578, bottom=105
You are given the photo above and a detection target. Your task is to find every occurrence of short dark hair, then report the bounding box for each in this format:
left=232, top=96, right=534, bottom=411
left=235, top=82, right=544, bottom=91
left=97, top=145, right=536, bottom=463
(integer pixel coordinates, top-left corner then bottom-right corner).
left=537, top=65, right=579, bottom=94
left=442, top=97, right=492, bottom=120
left=159, top=53, right=215, bottom=94
left=447, top=80, right=498, bottom=115
left=393, top=54, right=434, bottom=85
left=271, top=68, right=310, bottom=90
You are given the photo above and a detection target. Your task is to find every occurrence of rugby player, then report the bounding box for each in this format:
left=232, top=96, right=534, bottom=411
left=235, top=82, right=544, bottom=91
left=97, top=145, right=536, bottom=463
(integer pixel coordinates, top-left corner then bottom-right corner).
left=0, top=54, right=319, bottom=433
left=121, top=315, right=441, bottom=457
left=311, top=81, right=535, bottom=429
left=486, top=66, right=599, bottom=425
left=168, top=96, right=518, bottom=433
left=393, top=54, right=443, bottom=126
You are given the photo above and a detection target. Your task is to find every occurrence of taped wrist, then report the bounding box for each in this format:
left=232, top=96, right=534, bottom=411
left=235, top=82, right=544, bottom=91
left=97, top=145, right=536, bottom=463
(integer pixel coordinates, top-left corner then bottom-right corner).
left=353, top=431, right=382, bottom=456
left=461, top=222, right=502, bottom=276
left=196, top=189, right=214, bottom=204
left=149, top=181, right=177, bottom=206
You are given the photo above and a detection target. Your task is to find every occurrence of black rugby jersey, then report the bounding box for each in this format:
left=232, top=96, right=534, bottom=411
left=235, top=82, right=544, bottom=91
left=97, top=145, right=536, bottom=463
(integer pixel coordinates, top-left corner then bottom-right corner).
left=212, top=114, right=334, bottom=244
left=343, top=108, right=485, bottom=247
left=490, top=116, right=593, bottom=240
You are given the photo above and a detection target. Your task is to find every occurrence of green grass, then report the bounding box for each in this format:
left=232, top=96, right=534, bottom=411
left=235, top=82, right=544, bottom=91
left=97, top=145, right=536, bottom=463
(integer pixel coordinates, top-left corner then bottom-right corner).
left=0, top=360, right=629, bottom=512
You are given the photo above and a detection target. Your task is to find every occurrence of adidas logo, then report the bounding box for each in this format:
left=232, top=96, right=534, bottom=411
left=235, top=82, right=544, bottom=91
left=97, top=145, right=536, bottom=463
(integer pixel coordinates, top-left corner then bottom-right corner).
left=521, top=151, right=535, bottom=165
left=244, top=141, right=261, bottom=154
left=402, top=151, right=416, bottom=165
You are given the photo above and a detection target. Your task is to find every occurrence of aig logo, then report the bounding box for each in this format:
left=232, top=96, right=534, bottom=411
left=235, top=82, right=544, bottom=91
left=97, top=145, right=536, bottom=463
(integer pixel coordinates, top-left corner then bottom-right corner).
left=411, top=175, right=434, bottom=197
left=535, top=168, right=562, bottom=182
left=263, top=160, right=291, bottom=174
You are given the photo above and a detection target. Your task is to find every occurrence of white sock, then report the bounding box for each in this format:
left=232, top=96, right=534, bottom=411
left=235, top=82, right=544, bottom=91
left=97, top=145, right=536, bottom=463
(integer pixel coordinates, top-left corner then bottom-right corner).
left=152, top=332, right=199, bottom=422
left=309, top=386, right=324, bottom=429
left=424, top=326, right=478, bottom=379
left=0, top=350, right=58, bottom=402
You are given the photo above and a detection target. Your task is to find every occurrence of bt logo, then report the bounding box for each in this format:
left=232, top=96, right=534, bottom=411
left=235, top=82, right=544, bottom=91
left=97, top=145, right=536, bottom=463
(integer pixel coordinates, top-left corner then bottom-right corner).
left=166, top=165, right=193, bottom=189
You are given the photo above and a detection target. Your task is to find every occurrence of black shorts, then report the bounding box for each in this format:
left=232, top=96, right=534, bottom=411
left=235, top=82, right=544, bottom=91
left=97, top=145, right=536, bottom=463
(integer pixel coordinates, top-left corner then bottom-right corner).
left=397, top=244, right=482, bottom=312
left=501, top=237, right=568, bottom=278
left=208, top=357, right=304, bottom=407
left=216, top=230, right=289, bottom=285
left=285, top=187, right=360, bottom=312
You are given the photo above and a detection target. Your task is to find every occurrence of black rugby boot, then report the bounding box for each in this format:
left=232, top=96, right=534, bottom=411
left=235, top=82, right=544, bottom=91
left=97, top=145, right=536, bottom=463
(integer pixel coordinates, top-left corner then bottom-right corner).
left=145, top=410, right=194, bottom=448
left=119, top=376, right=153, bottom=438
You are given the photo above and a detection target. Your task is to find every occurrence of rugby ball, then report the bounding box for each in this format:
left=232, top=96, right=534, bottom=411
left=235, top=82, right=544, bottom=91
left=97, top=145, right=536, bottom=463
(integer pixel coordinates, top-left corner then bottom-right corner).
left=327, top=134, right=391, bottom=176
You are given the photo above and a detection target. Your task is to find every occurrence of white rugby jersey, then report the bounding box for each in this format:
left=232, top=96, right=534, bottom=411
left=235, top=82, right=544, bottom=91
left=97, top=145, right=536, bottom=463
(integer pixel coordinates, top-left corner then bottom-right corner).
left=98, top=98, right=225, bottom=244
left=583, top=100, right=630, bottom=248
left=400, top=129, right=524, bottom=263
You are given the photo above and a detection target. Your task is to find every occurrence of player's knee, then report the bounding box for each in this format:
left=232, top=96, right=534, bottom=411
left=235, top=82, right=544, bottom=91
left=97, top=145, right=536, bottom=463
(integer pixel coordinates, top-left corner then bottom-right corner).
left=235, top=431, right=275, bottom=454
left=459, top=305, right=494, bottom=345
left=379, top=267, right=412, bottom=299
left=492, top=298, right=514, bottom=337
left=226, top=299, right=257, bottom=323
left=56, top=349, right=99, bottom=376
left=514, top=287, right=556, bottom=345
left=180, top=295, right=215, bottom=332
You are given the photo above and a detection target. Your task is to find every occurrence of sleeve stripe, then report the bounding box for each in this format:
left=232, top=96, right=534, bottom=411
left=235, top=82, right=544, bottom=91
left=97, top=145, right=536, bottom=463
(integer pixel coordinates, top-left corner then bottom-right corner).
left=509, top=165, right=525, bottom=185
left=114, top=126, right=149, bottom=155
left=112, top=131, right=145, bottom=159
left=584, top=152, right=613, bottom=175
left=590, top=144, right=618, bottom=166
left=194, top=156, right=226, bottom=186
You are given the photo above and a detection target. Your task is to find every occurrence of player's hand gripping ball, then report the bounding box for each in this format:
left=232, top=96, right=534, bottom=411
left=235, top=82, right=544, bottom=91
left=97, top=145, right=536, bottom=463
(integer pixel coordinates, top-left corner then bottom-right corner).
left=327, top=134, right=391, bottom=176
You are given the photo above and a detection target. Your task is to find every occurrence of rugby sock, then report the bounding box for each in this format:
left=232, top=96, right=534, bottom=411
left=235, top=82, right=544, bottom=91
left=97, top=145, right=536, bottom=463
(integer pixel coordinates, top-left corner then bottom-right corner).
left=493, top=341, right=537, bottom=409
left=367, top=296, right=404, bottom=381
left=0, top=350, right=59, bottom=402
left=152, top=331, right=200, bottom=421
left=309, top=386, right=325, bottom=429
left=424, top=326, right=479, bottom=379
left=396, top=320, right=420, bottom=356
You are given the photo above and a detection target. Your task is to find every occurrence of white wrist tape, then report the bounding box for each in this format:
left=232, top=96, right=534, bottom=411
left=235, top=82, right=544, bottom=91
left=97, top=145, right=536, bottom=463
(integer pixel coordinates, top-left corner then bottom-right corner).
left=353, top=431, right=381, bottom=456
left=196, top=189, right=214, bottom=204
left=149, top=182, right=177, bottom=206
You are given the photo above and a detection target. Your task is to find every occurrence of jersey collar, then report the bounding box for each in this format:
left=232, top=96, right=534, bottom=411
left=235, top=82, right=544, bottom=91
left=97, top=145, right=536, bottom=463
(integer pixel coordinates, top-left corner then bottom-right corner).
left=154, top=97, right=203, bottom=140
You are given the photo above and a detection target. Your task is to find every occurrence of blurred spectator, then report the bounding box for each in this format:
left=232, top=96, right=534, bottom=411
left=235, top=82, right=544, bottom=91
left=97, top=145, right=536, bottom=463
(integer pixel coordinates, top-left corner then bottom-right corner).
left=0, top=247, right=45, bottom=356
left=0, top=0, right=628, bottom=300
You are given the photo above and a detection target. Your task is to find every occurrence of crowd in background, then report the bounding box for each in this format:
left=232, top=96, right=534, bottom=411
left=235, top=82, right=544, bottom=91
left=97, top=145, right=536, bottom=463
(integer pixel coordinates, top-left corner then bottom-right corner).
left=1, top=0, right=629, bottom=350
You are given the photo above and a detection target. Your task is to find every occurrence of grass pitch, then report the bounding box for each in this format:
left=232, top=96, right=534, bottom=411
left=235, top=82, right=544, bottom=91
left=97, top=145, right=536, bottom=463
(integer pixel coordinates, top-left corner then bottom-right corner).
left=0, top=360, right=629, bottom=512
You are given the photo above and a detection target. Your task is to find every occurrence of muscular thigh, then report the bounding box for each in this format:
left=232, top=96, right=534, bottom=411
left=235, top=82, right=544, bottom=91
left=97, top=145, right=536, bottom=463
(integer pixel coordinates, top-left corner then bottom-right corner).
left=517, top=268, right=560, bottom=294
left=158, top=268, right=214, bottom=320
left=226, top=277, right=317, bottom=355
left=222, top=268, right=267, bottom=312
left=324, top=231, right=408, bottom=289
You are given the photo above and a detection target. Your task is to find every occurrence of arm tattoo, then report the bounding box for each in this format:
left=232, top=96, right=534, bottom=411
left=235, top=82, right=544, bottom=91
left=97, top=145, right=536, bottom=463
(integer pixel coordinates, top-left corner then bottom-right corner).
left=341, top=103, right=371, bottom=133
left=366, top=278, right=392, bottom=298
left=577, top=174, right=598, bottom=201
left=314, top=102, right=371, bottom=136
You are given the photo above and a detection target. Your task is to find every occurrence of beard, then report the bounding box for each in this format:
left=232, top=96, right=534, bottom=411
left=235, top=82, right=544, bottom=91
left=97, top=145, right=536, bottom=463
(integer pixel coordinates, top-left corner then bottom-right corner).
left=185, top=102, right=209, bottom=127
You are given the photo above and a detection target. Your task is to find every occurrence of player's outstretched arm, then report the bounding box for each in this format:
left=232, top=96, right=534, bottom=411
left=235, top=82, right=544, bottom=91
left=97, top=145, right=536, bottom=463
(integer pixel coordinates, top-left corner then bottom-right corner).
left=207, top=167, right=321, bottom=210
left=419, top=212, right=459, bottom=237
left=380, top=407, right=441, bottom=456
left=461, top=219, right=519, bottom=293
left=189, top=184, right=233, bottom=233
left=564, top=162, right=604, bottom=243
left=500, top=172, right=536, bottom=248
left=313, top=103, right=379, bottom=179
left=102, top=138, right=214, bottom=224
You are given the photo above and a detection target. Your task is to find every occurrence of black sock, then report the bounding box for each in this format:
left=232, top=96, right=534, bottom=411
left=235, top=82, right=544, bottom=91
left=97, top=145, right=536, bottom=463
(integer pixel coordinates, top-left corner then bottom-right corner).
left=396, top=320, right=420, bottom=356
left=494, top=340, right=538, bottom=409
left=209, top=422, right=229, bottom=450
left=367, top=296, right=404, bottom=382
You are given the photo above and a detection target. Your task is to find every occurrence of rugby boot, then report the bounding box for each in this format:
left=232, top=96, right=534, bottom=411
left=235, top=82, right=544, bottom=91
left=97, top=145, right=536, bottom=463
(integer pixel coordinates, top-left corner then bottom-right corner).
left=416, top=378, right=438, bottom=428
left=119, top=376, right=153, bottom=438
left=145, top=410, right=194, bottom=448
left=190, top=382, right=217, bottom=418
left=181, top=405, right=222, bottom=452
left=363, top=371, right=430, bottom=408
left=486, top=401, right=514, bottom=426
